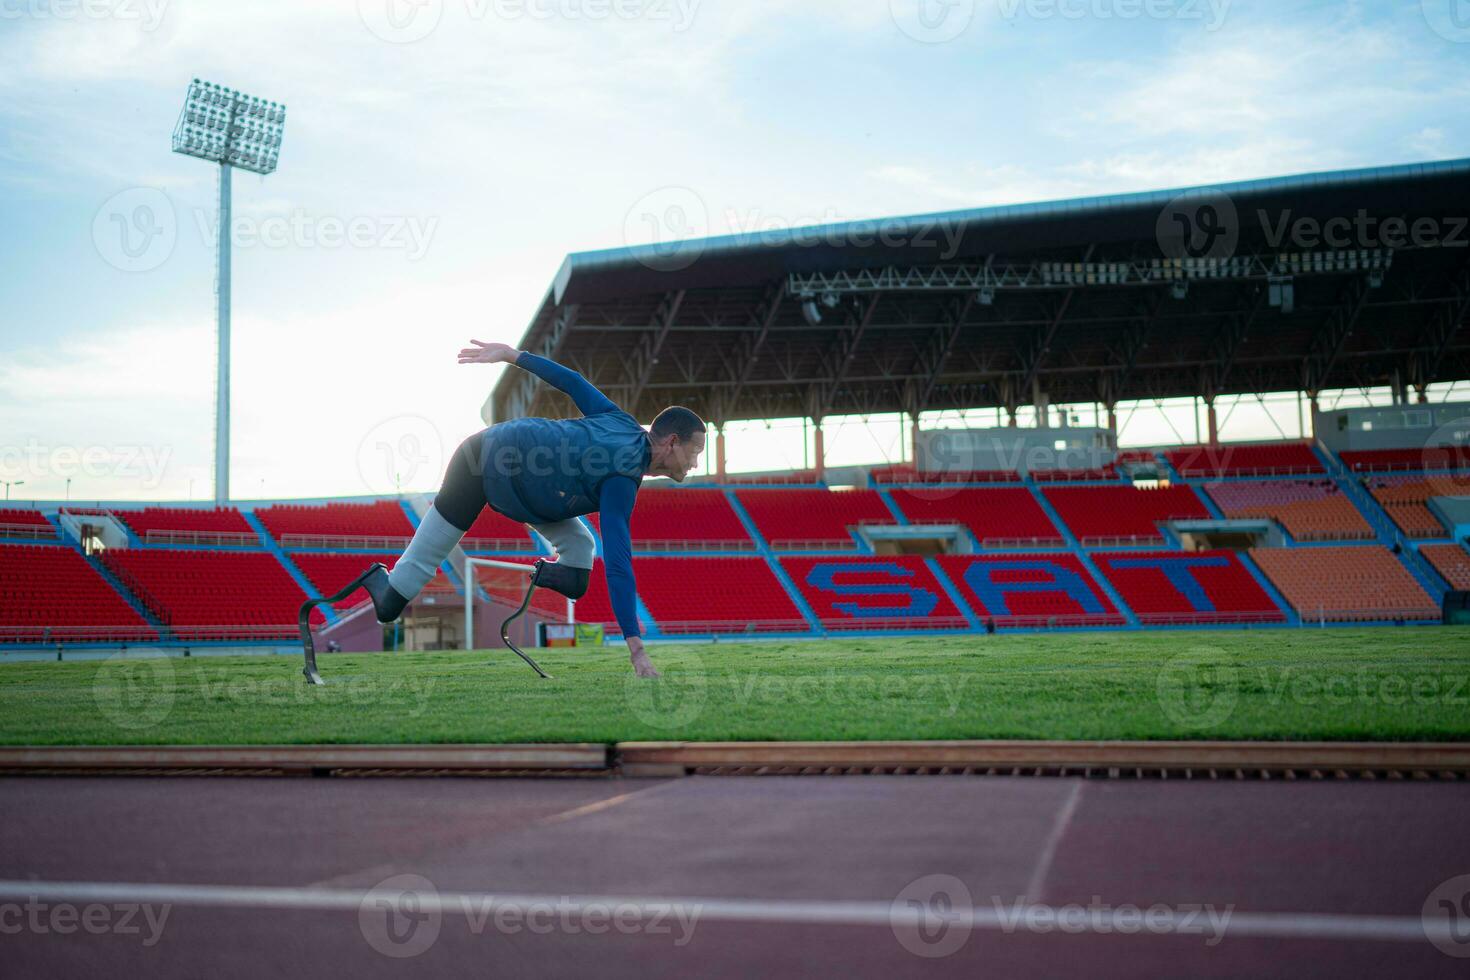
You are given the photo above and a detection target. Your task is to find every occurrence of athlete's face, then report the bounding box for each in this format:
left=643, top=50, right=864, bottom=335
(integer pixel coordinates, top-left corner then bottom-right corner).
left=664, top=432, right=705, bottom=482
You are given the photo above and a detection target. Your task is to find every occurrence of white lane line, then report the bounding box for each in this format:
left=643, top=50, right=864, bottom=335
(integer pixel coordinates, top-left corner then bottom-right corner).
left=308, top=781, right=683, bottom=888
left=1024, top=780, right=1084, bottom=903
left=0, top=880, right=1443, bottom=944
left=537, top=779, right=682, bottom=827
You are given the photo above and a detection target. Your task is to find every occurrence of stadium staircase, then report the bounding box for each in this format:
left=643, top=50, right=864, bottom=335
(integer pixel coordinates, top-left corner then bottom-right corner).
left=722, top=489, right=822, bottom=634
left=57, top=526, right=164, bottom=633
left=1312, top=443, right=1446, bottom=603
left=1026, top=482, right=1140, bottom=626
left=242, top=509, right=336, bottom=625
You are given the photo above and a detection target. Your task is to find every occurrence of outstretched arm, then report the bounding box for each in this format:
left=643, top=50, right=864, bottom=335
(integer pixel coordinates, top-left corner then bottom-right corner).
left=458, top=340, right=619, bottom=417
left=600, top=476, right=658, bottom=678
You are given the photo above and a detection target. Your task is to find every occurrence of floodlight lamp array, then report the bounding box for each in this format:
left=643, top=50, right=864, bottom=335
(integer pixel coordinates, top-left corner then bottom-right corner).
left=171, top=78, right=287, bottom=175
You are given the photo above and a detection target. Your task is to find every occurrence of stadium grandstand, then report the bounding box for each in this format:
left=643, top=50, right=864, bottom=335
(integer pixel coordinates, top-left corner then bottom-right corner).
left=4, top=159, right=1470, bottom=651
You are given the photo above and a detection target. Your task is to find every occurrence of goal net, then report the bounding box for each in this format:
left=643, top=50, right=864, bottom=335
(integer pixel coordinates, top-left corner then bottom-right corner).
left=463, top=557, right=575, bottom=652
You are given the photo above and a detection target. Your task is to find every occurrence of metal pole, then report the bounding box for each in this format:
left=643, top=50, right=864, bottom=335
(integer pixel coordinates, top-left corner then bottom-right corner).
left=464, top=557, right=473, bottom=651
left=215, top=162, right=232, bottom=505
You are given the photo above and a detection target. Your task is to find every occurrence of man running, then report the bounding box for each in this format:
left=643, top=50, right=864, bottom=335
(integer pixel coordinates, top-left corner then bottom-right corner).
left=358, top=340, right=706, bottom=678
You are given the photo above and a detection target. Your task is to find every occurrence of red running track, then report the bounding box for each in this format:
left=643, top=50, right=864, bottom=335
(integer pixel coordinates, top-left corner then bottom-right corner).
left=1, top=776, right=1467, bottom=978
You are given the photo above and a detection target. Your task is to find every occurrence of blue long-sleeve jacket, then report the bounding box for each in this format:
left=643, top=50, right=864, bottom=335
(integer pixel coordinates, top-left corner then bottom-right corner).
left=479, top=352, right=648, bottom=638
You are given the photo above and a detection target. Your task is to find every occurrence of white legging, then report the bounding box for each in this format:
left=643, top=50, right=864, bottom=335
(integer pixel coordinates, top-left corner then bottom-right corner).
left=531, top=517, right=596, bottom=569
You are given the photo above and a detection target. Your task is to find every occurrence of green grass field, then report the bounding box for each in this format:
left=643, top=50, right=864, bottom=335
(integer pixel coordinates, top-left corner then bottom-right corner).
left=2, top=628, right=1468, bottom=745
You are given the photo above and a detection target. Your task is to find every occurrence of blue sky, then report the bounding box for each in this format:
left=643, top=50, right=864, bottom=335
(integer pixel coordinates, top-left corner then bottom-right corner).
left=1, top=0, right=1467, bottom=502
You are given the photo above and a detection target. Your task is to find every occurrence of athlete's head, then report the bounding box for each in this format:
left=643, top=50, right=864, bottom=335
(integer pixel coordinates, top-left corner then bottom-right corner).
left=648, top=406, right=706, bottom=482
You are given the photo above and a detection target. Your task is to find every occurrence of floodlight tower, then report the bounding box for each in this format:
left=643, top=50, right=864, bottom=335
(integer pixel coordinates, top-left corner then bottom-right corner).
left=171, top=79, right=287, bottom=504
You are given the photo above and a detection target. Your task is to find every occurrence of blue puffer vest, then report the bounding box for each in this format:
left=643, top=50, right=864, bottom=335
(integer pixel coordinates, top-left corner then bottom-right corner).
left=478, top=411, right=650, bottom=524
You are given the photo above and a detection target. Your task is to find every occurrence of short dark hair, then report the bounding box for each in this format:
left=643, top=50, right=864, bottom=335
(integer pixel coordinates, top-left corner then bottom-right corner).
left=650, top=406, right=706, bottom=443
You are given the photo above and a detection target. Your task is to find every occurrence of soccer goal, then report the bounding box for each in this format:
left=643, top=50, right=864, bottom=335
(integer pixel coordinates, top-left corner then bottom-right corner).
left=463, top=557, right=575, bottom=652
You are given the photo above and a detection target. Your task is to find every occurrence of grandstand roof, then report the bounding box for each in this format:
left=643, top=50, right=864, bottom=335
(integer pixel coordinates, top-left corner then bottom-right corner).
left=491, top=158, right=1470, bottom=426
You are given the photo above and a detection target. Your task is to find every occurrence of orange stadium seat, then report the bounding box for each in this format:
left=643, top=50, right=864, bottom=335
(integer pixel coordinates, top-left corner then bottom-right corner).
left=1203, top=480, right=1372, bottom=540
left=1249, top=546, right=1439, bottom=621
left=1363, top=475, right=1462, bottom=538
left=1419, top=543, right=1470, bottom=591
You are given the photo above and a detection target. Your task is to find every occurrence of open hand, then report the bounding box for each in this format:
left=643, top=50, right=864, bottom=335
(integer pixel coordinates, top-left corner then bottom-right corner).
left=627, top=636, right=661, bottom=678
left=458, top=340, right=521, bottom=365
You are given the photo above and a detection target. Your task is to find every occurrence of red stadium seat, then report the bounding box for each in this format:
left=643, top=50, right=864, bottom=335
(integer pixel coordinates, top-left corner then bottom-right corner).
left=1090, top=549, right=1284, bottom=624
left=586, top=488, right=753, bottom=550
left=780, top=556, right=967, bottom=630
left=292, top=552, right=455, bottom=608
left=117, top=507, right=257, bottom=546
left=634, top=557, right=805, bottom=632
left=888, top=487, right=1063, bottom=547
left=738, top=489, right=897, bottom=549
left=102, top=548, right=321, bottom=639
left=1168, top=442, right=1323, bottom=477
left=1042, top=485, right=1208, bottom=544
left=1340, top=447, right=1470, bottom=473
left=937, top=553, right=1123, bottom=627
left=0, top=543, right=156, bottom=643
left=256, top=501, right=415, bottom=547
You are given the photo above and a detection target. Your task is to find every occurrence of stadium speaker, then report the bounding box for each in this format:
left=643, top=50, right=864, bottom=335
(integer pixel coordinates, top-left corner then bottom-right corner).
left=1442, top=591, right=1470, bottom=625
